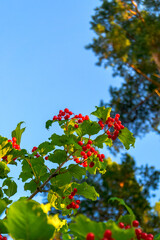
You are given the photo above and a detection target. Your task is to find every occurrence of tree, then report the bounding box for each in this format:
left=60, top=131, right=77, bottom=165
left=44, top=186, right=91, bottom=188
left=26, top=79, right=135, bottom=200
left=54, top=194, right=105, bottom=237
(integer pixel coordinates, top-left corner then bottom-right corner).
left=79, top=153, right=160, bottom=235
left=0, top=106, right=158, bottom=240
left=87, top=0, right=160, bottom=152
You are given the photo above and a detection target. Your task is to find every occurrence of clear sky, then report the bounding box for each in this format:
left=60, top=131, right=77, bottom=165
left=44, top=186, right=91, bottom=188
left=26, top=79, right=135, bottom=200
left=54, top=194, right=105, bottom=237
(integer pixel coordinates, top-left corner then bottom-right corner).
left=0, top=0, right=159, bottom=214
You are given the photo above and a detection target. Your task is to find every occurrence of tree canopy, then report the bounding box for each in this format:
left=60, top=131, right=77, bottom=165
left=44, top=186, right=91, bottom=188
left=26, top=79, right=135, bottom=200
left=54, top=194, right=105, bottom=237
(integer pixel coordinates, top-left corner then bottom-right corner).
left=87, top=0, right=160, bottom=152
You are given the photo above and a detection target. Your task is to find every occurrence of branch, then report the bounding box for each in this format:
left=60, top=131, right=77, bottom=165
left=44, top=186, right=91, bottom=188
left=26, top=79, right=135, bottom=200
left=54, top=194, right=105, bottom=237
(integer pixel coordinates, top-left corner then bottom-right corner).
left=129, top=63, right=160, bottom=90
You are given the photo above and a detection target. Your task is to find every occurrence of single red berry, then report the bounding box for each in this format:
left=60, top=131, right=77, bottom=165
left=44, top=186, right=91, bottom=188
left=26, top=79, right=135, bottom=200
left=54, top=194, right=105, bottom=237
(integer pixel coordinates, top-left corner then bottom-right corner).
left=132, top=220, right=139, bottom=228
left=90, top=147, right=95, bottom=152
left=119, top=222, right=125, bottom=228
left=76, top=158, right=80, bottom=164
left=135, top=228, right=142, bottom=236
left=62, top=196, right=65, bottom=199
left=82, top=146, right=87, bottom=151
left=71, top=202, right=76, bottom=209
left=64, top=108, right=69, bottom=113
left=81, top=151, right=85, bottom=156
left=15, top=144, right=20, bottom=150
left=125, top=225, right=131, bottom=229
left=85, top=115, right=89, bottom=120
left=141, top=232, right=147, bottom=239
left=86, top=233, right=95, bottom=240
left=83, top=154, right=88, bottom=160
left=69, top=111, right=73, bottom=115
left=89, top=162, right=95, bottom=168
left=78, top=114, right=83, bottom=118
left=87, top=151, right=92, bottom=157
left=64, top=114, right=70, bottom=120
left=75, top=204, right=79, bottom=209
left=147, top=234, right=154, bottom=239
left=53, top=115, right=58, bottom=120
left=71, top=191, right=75, bottom=196
left=78, top=119, right=83, bottom=123
left=74, top=124, right=79, bottom=128
left=69, top=195, right=73, bottom=199
left=8, top=139, right=12, bottom=143
left=2, top=237, right=7, bottom=240
left=76, top=200, right=80, bottom=204
left=104, top=229, right=112, bottom=238
left=12, top=137, right=17, bottom=143
left=101, top=154, right=105, bottom=159
left=87, top=139, right=92, bottom=144
left=86, top=144, right=91, bottom=149
left=73, top=188, right=77, bottom=193
left=83, top=161, right=88, bottom=167
left=78, top=141, right=83, bottom=146
left=32, top=146, right=38, bottom=152
left=45, top=156, right=48, bottom=160
left=66, top=205, right=70, bottom=209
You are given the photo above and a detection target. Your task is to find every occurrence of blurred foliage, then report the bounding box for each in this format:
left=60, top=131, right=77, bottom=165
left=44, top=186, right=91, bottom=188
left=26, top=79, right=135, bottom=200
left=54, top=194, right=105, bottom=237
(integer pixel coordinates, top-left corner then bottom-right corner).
left=79, top=154, right=160, bottom=235
left=87, top=0, right=160, bottom=153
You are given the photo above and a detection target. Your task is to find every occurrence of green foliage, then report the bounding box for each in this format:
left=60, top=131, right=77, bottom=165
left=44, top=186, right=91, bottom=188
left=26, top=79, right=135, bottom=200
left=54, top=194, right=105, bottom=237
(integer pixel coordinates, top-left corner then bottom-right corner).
left=118, top=127, right=135, bottom=150
left=0, top=162, right=10, bottom=179
left=11, top=121, right=25, bottom=146
left=2, top=178, right=17, bottom=197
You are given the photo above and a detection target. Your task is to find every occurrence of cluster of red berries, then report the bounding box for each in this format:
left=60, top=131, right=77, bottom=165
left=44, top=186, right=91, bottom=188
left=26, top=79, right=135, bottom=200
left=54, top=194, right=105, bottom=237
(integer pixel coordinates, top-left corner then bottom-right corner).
left=31, top=146, right=40, bottom=158
left=0, top=235, right=7, bottom=240
left=118, top=220, right=154, bottom=240
left=2, top=137, right=20, bottom=162
left=86, top=229, right=114, bottom=240
left=73, top=140, right=105, bottom=168
left=52, top=108, right=89, bottom=129
left=98, top=114, right=124, bottom=140
left=86, top=220, right=154, bottom=240
left=65, top=188, right=81, bottom=210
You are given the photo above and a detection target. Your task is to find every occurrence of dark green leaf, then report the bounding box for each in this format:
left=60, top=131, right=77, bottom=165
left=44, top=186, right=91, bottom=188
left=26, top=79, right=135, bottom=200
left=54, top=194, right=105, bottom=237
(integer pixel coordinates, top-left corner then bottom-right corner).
left=49, top=149, right=67, bottom=165
left=118, top=127, right=135, bottom=150
left=3, top=178, right=17, bottom=197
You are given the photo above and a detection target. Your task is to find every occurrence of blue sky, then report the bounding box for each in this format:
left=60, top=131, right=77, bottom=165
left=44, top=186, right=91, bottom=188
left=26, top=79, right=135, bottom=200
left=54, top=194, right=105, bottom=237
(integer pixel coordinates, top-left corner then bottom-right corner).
left=0, top=0, right=159, bottom=212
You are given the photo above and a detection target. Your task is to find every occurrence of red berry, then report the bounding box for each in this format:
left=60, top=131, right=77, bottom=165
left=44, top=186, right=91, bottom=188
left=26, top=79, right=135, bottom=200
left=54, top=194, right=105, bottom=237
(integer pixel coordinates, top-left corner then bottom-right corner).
left=71, top=191, right=75, bottom=196
left=64, top=114, right=70, bottom=120
left=89, top=162, right=95, bottom=168
left=86, top=144, right=91, bottom=149
left=69, top=111, right=73, bottom=115
left=83, top=161, right=88, bottom=167
left=87, top=140, right=92, bottom=144
left=58, top=116, right=62, bottom=121
left=73, top=188, right=77, bottom=193
left=32, top=146, right=38, bottom=152
left=76, top=200, right=80, bottom=204
left=141, top=232, right=147, bottom=239
left=78, top=114, right=83, bottom=118
left=12, top=137, right=17, bottom=143
left=83, top=154, right=88, bottom=160
left=135, top=228, right=142, bottom=236
left=87, top=151, right=92, bottom=157
left=53, top=116, right=58, bottom=120
left=147, top=234, right=154, bottom=239
left=74, top=124, right=79, bottom=128
left=2, top=237, right=7, bottom=240
left=132, top=220, right=139, bottom=228
left=90, top=147, right=95, bottom=152
left=85, top=115, right=89, bottom=120
left=75, top=204, right=79, bottom=209
left=64, top=108, right=69, bottom=113
left=119, top=222, right=124, bottom=228
left=81, top=151, right=85, bottom=156
left=62, top=196, right=65, bottom=199
left=125, top=225, right=131, bottom=229
left=45, top=156, right=48, bottom=160
left=82, top=146, right=87, bottom=151
left=15, top=144, right=20, bottom=150
left=86, top=233, right=95, bottom=240
left=8, top=139, right=12, bottom=143
left=69, top=195, right=73, bottom=199
left=104, top=229, right=112, bottom=238
left=101, top=154, right=105, bottom=159
left=78, top=141, right=83, bottom=146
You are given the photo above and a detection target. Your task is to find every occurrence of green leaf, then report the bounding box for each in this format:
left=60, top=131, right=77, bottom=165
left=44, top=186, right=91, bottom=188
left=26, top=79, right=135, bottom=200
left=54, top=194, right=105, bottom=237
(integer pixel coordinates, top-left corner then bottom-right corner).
left=69, top=215, right=135, bottom=240
left=0, top=138, right=12, bottom=159
left=50, top=172, right=72, bottom=187
left=0, top=162, right=10, bottom=179
left=118, top=127, right=135, bottom=150
left=19, top=159, right=33, bottom=182
left=76, top=120, right=101, bottom=137
left=0, top=219, right=9, bottom=234
left=49, top=149, right=67, bottom=165
left=0, top=199, right=7, bottom=215
left=109, top=197, right=135, bottom=220
left=155, top=233, right=160, bottom=240
left=38, top=141, right=54, bottom=155
left=73, top=182, right=99, bottom=201
left=45, top=120, right=53, bottom=130
left=24, top=180, right=38, bottom=193
left=50, top=133, right=74, bottom=146
left=3, top=178, right=17, bottom=197
left=11, top=121, right=25, bottom=146
left=91, top=106, right=111, bottom=121
left=94, top=134, right=112, bottom=148
left=5, top=200, right=55, bottom=240
left=68, top=164, right=86, bottom=180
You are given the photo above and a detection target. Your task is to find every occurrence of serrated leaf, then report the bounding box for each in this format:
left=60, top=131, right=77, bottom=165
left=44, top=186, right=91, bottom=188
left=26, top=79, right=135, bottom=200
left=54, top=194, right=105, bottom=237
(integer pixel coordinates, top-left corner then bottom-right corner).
left=38, top=141, right=54, bottom=155
left=0, top=162, right=10, bottom=179
left=49, top=149, right=67, bottom=165
left=94, top=134, right=112, bottom=148
left=5, top=200, right=55, bottom=240
left=11, top=121, right=25, bottom=146
left=91, top=106, right=111, bottom=121
left=68, top=164, right=86, bottom=180
left=50, top=172, right=72, bottom=187
left=76, top=120, right=101, bottom=137
left=73, top=182, right=99, bottom=201
left=50, top=133, right=75, bottom=146
left=118, top=127, right=135, bottom=150
left=45, top=120, right=53, bottom=130
left=3, top=178, right=17, bottom=197
left=24, top=180, right=38, bottom=193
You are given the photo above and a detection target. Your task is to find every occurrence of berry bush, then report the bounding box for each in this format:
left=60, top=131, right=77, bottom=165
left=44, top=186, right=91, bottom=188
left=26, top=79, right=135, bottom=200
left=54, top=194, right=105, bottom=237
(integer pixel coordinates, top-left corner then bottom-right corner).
left=0, top=106, right=159, bottom=240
